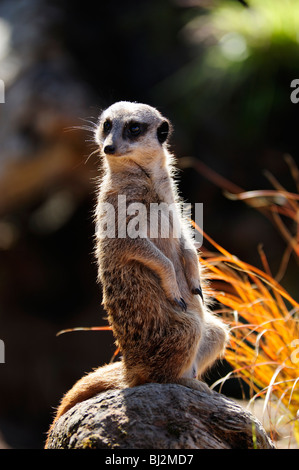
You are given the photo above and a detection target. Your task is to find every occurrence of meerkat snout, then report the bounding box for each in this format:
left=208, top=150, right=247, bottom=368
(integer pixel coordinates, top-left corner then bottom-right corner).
left=104, top=144, right=116, bottom=155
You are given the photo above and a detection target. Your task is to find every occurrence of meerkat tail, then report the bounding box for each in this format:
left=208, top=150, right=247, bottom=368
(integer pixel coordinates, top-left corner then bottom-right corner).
left=45, top=361, right=124, bottom=447
left=56, top=361, right=124, bottom=420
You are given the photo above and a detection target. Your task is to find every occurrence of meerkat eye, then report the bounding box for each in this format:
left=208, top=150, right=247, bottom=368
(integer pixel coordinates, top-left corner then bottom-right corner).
left=128, top=123, right=141, bottom=136
left=103, top=120, right=112, bottom=134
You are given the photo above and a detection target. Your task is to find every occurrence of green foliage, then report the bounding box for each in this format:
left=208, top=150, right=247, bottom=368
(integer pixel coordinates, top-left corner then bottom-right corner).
left=155, top=0, right=299, bottom=144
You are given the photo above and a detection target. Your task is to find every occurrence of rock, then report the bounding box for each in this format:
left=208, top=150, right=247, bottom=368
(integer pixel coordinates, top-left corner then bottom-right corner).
left=46, top=383, right=275, bottom=449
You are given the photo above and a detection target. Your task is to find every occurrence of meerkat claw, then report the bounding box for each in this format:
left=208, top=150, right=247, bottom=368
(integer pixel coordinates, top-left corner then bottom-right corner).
left=180, top=297, right=187, bottom=311
left=192, top=286, right=204, bottom=303
left=174, top=297, right=187, bottom=312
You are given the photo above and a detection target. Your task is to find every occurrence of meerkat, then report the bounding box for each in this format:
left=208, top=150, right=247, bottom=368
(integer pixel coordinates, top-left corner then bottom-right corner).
left=45, top=101, right=228, bottom=445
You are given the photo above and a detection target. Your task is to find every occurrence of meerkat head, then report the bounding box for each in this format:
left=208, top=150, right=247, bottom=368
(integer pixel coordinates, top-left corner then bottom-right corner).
left=95, top=101, right=172, bottom=167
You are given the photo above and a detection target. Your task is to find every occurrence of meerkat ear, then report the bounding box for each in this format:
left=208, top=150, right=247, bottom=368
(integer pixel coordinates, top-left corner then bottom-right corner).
left=157, top=120, right=171, bottom=144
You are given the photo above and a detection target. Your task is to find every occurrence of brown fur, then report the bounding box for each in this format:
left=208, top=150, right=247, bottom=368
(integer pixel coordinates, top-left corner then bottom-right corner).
left=45, top=102, right=228, bottom=447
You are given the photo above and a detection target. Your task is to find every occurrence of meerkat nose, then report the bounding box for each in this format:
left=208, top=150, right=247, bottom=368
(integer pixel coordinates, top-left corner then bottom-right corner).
left=104, top=145, right=116, bottom=155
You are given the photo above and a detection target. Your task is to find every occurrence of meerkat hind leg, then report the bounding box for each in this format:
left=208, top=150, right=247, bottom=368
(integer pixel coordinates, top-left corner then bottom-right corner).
left=178, top=360, right=213, bottom=394
left=195, top=314, right=229, bottom=377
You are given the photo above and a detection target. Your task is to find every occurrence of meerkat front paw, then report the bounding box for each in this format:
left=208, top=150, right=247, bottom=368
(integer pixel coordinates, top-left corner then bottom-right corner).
left=162, top=276, right=188, bottom=312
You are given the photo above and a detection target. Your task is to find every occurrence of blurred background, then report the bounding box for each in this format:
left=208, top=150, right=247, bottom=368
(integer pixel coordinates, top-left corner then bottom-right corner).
left=1, top=0, right=299, bottom=448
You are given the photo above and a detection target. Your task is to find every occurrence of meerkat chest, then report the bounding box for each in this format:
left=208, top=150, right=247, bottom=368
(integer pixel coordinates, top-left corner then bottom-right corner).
left=146, top=180, right=182, bottom=253
left=151, top=173, right=174, bottom=204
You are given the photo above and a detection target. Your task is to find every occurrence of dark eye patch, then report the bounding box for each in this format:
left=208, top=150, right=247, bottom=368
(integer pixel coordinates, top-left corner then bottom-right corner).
left=103, top=119, right=112, bottom=134
left=124, top=121, right=148, bottom=140
left=128, top=122, right=141, bottom=136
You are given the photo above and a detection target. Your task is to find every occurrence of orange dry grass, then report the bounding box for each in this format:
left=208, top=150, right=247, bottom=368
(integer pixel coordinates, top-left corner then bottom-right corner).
left=189, top=154, right=299, bottom=444
left=194, top=203, right=299, bottom=444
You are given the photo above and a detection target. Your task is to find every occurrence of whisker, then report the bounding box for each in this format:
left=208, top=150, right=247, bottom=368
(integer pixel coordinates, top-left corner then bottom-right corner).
left=84, top=147, right=101, bottom=165
left=64, top=116, right=98, bottom=134
left=65, top=125, right=96, bottom=132
left=78, top=117, right=98, bottom=129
